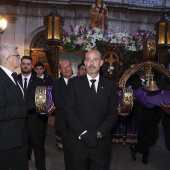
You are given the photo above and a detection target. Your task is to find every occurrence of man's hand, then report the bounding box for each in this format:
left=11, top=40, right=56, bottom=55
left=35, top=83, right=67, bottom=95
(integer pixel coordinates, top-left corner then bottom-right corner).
left=81, top=131, right=98, bottom=148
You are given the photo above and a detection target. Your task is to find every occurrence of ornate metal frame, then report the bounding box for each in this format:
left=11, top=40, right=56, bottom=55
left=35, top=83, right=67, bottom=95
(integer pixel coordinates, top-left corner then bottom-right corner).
left=119, top=61, right=170, bottom=88
left=118, top=61, right=170, bottom=115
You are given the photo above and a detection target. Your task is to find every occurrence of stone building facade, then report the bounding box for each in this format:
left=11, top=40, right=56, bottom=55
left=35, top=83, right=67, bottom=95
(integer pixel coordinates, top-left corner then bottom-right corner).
left=0, top=0, right=169, bottom=75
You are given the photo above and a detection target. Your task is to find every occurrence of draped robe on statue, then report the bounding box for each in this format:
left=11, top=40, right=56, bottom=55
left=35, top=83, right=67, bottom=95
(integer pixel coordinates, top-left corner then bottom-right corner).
left=89, top=3, right=108, bottom=31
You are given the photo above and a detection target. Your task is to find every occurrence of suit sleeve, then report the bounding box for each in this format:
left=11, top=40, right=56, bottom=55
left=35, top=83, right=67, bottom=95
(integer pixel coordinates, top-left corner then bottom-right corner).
left=64, top=79, right=86, bottom=137
left=0, top=80, right=27, bottom=121
left=52, top=80, right=65, bottom=110
left=97, top=81, right=118, bottom=138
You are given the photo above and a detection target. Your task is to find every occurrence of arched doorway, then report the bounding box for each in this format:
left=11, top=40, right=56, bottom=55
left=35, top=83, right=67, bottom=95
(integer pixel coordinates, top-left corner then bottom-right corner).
left=30, top=32, right=52, bottom=76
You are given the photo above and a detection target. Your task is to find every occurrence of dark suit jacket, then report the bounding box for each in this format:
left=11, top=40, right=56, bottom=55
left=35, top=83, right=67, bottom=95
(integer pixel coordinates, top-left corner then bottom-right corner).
left=64, top=75, right=118, bottom=155
left=18, top=74, right=44, bottom=114
left=52, top=76, right=68, bottom=131
left=0, top=68, right=28, bottom=151
left=43, top=75, right=53, bottom=86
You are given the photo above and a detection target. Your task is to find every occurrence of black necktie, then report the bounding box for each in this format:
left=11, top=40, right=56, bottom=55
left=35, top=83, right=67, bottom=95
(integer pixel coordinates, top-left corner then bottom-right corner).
left=90, top=79, right=96, bottom=93
left=90, top=79, right=96, bottom=102
left=11, top=73, right=23, bottom=95
left=24, top=78, right=27, bottom=94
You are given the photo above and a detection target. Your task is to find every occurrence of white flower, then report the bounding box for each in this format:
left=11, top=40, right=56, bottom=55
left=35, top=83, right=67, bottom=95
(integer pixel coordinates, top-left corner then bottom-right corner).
left=84, top=42, right=95, bottom=51
left=63, top=21, right=154, bottom=52
left=110, top=38, right=118, bottom=44
left=64, top=37, right=71, bottom=43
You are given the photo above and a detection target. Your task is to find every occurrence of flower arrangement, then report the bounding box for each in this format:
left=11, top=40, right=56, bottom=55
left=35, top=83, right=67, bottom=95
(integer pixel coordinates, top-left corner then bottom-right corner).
left=62, top=21, right=155, bottom=53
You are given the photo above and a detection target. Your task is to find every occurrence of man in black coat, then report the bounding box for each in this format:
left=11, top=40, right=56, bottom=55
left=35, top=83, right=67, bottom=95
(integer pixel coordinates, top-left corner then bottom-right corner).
left=18, top=56, right=46, bottom=170
left=64, top=50, right=118, bottom=170
left=34, top=61, right=53, bottom=141
left=52, top=59, right=73, bottom=170
left=0, top=43, right=28, bottom=170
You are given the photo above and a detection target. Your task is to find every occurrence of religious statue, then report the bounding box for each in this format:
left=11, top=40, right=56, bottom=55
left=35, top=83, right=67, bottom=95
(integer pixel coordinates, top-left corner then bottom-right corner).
left=89, top=0, right=108, bottom=32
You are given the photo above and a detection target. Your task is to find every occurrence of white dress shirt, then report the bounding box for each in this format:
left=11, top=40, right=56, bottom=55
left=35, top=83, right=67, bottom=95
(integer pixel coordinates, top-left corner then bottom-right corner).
left=87, top=74, right=99, bottom=92
left=0, top=65, right=15, bottom=84
left=21, top=74, right=31, bottom=89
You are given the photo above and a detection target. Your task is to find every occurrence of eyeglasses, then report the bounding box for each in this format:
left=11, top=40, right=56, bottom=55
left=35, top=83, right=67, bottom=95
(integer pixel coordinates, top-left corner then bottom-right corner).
left=9, top=54, right=20, bottom=59
left=60, top=65, right=71, bottom=70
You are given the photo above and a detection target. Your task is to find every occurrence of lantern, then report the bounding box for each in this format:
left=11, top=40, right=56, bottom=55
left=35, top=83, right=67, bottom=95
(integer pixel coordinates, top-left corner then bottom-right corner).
left=155, top=11, right=170, bottom=46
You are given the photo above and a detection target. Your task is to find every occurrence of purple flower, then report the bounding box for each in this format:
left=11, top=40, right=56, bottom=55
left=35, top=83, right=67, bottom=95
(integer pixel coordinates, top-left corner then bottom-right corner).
left=70, top=25, right=74, bottom=32
left=63, top=29, right=69, bottom=38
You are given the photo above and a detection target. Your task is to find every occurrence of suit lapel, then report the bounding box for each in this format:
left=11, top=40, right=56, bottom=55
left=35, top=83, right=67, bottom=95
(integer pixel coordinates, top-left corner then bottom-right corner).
left=17, top=74, right=23, bottom=88
left=0, top=68, right=24, bottom=103
left=26, top=74, right=35, bottom=93
left=60, top=77, right=67, bottom=88
left=95, top=77, right=107, bottom=105
left=81, top=75, right=94, bottom=104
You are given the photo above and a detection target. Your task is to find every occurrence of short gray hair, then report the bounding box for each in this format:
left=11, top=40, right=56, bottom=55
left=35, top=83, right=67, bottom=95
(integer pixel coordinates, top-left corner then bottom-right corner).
left=0, top=43, right=18, bottom=64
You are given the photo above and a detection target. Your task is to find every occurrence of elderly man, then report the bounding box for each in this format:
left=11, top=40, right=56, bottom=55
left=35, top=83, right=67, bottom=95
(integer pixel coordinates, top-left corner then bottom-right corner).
left=0, top=43, right=28, bottom=170
left=52, top=60, right=73, bottom=170
left=65, top=50, right=118, bottom=170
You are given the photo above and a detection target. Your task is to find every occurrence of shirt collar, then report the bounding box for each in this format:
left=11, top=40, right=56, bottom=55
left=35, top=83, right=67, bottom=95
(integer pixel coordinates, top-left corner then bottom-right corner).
left=87, top=74, right=99, bottom=83
left=64, top=77, right=69, bottom=85
left=21, top=73, right=32, bottom=84
left=0, top=65, right=13, bottom=78
left=37, top=74, right=44, bottom=79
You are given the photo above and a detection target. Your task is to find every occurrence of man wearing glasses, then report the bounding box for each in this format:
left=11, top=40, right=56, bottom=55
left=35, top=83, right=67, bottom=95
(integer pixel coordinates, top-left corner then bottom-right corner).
left=0, top=43, right=28, bottom=170
left=52, top=60, right=73, bottom=170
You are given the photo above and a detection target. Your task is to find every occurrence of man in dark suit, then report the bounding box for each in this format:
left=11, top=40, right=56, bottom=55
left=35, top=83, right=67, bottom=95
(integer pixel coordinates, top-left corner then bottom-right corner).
left=65, top=50, right=118, bottom=170
left=52, top=59, right=73, bottom=170
left=34, top=61, right=53, bottom=141
left=129, top=71, right=159, bottom=165
left=34, top=61, right=53, bottom=86
left=18, top=56, right=46, bottom=170
left=0, top=43, right=28, bottom=170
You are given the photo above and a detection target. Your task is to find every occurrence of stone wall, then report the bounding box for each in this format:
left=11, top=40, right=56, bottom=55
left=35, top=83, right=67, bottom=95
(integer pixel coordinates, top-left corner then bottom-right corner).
left=0, top=0, right=169, bottom=59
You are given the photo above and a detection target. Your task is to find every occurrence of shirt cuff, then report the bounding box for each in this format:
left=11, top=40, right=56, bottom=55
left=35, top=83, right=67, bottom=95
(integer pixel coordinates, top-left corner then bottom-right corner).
left=78, top=130, right=87, bottom=139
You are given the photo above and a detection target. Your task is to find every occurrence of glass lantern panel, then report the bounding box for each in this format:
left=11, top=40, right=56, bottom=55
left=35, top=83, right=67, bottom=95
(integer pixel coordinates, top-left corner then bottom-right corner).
left=168, top=22, right=170, bottom=44
left=47, top=16, right=52, bottom=39
left=158, top=22, right=165, bottom=44
left=0, top=17, right=7, bottom=30
left=54, top=16, right=60, bottom=40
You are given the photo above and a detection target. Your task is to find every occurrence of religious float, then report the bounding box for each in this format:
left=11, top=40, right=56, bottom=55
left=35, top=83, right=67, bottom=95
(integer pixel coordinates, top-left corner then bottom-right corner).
left=35, top=4, right=170, bottom=147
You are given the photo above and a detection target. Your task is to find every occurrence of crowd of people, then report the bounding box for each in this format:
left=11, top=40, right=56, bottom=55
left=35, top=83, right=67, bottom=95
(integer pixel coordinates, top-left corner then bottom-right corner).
left=0, top=43, right=169, bottom=170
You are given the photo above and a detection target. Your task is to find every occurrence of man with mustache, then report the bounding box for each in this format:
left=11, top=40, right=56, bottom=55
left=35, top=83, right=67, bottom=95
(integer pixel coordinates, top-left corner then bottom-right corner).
left=18, top=56, right=46, bottom=170
left=65, top=50, right=118, bottom=170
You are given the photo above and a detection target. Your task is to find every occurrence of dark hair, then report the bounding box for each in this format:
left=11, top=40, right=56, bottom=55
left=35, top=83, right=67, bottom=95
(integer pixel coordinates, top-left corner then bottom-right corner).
left=78, top=63, right=85, bottom=70
left=21, top=56, right=33, bottom=63
left=34, top=61, right=44, bottom=68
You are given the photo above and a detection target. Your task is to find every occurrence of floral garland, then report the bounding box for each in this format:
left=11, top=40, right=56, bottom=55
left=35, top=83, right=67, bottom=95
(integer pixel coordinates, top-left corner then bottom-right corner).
left=63, top=21, right=155, bottom=53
